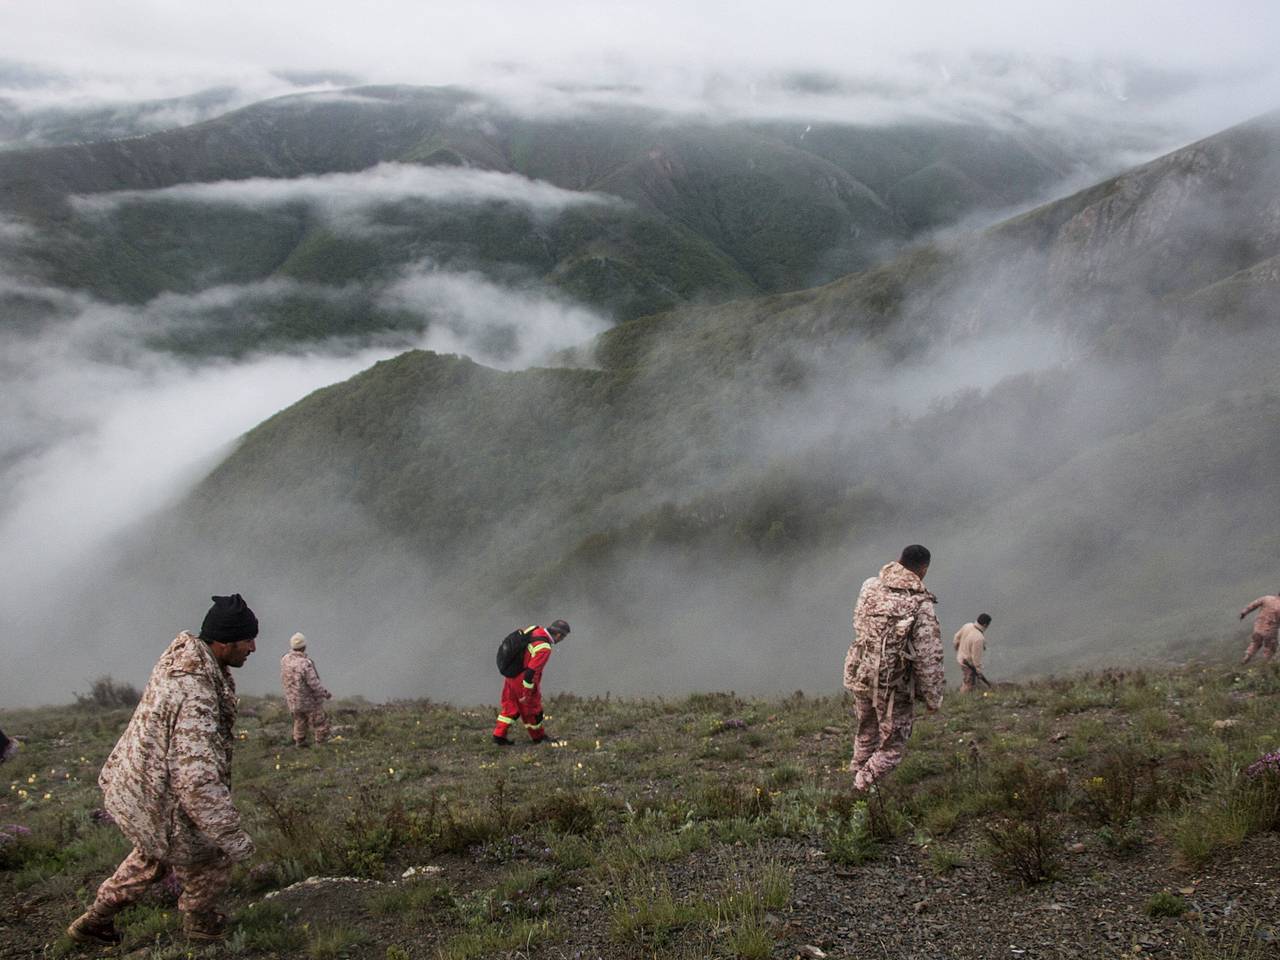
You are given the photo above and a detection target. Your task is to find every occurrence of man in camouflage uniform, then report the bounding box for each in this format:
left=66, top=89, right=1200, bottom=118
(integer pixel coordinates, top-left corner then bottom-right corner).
left=844, top=545, right=944, bottom=791
left=1240, top=591, right=1280, bottom=664
left=281, top=632, right=332, bottom=746
left=68, top=595, right=259, bottom=946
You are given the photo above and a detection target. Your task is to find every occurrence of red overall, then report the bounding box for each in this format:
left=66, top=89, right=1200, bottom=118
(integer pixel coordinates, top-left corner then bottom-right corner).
left=493, top=626, right=554, bottom=741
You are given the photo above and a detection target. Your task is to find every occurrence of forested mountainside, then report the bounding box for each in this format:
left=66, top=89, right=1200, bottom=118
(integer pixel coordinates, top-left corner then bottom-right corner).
left=63, top=111, right=1280, bottom=703
left=0, top=85, right=1084, bottom=351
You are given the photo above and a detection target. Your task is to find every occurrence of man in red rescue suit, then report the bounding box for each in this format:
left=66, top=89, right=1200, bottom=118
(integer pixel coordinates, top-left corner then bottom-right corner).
left=493, top=619, right=570, bottom=745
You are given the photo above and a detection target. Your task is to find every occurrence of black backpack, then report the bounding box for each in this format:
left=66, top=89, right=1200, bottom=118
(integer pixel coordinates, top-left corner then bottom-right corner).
left=497, top=626, right=537, bottom=677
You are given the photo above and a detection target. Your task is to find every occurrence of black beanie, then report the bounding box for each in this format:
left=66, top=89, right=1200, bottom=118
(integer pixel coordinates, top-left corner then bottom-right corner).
left=198, top=594, right=259, bottom=643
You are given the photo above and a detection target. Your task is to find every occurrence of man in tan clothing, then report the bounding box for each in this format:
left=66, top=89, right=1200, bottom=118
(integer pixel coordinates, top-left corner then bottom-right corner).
left=954, top=614, right=992, bottom=693
left=67, top=595, right=258, bottom=946
left=844, top=544, right=945, bottom=791
left=1240, top=592, right=1280, bottom=664
left=280, top=632, right=332, bottom=746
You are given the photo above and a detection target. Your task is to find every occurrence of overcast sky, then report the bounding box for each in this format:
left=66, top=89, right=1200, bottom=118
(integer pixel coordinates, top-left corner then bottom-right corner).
left=2, top=1, right=1278, bottom=133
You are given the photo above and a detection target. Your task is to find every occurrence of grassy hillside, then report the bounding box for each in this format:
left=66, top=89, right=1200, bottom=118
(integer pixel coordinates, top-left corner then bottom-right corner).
left=2, top=662, right=1278, bottom=958
left=113, top=113, right=1280, bottom=688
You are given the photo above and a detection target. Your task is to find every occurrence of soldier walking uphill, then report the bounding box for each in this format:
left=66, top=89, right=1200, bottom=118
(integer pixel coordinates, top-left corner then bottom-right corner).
left=281, top=632, right=332, bottom=746
left=844, top=546, right=944, bottom=791
left=493, top=620, right=570, bottom=745
left=1240, top=590, right=1280, bottom=664
left=68, top=595, right=259, bottom=947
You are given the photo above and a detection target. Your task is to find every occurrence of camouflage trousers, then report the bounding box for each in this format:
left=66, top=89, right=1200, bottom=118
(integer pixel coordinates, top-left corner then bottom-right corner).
left=88, top=846, right=232, bottom=918
left=850, top=689, right=915, bottom=789
left=959, top=662, right=980, bottom=693
left=1243, top=631, right=1278, bottom=664
left=292, top=708, right=330, bottom=745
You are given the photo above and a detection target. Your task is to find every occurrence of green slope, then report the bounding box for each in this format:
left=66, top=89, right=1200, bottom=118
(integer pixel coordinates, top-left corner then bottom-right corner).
left=130, top=109, right=1280, bottom=680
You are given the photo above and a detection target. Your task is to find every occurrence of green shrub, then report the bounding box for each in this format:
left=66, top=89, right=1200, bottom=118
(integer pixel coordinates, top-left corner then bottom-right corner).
left=74, top=676, right=141, bottom=709
left=983, top=760, right=1066, bottom=884
left=1146, top=891, right=1187, bottom=918
left=697, top=781, right=772, bottom=821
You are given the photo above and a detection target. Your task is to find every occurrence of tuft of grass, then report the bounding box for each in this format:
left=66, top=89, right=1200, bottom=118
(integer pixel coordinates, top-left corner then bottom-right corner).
left=229, top=902, right=307, bottom=955
left=697, top=780, right=772, bottom=821
left=306, top=922, right=372, bottom=959
left=369, top=879, right=456, bottom=918
left=117, top=904, right=179, bottom=947
left=437, top=919, right=557, bottom=960
left=723, top=917, right=774, bottom=960
left=1146, top=891, right=1187, bottom=918
left=928, top=843, right=964, bottom=874
left=607, top=859, right=790, bottom=948
left=921, top=800, right=960, bottom=837
left=1183, top=914, right=1276, bottom=960
left=1169, top=760, right=1280, bottom=868
left=821, top=802, right=879, bottom=866
left=768, top=762, right=804, bottom=788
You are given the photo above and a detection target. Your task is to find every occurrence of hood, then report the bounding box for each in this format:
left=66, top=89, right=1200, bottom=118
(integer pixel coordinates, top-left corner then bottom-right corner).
left=878, top=561, right=934, bottom=600
left=161, top=631, right=224, bottom=682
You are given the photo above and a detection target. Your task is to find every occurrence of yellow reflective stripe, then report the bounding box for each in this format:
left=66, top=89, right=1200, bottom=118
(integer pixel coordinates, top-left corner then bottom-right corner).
left=524, top=720, right=543, bottom=729
left=522, top=679, right=535, bottom=689
left=527, top=642, right=552, bottom=655
left=496, top=715, right=515, bottom=725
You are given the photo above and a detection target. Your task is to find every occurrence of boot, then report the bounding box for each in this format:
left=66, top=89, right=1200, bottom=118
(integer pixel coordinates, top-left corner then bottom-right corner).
left=492, top=734, right=514, bottom=746
left=67, top=908, right=123, bottom=946
left=183, top=911, right=228, bottom=942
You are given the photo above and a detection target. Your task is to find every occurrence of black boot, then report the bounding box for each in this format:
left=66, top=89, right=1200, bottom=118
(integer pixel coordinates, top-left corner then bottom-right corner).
left=492, top=734, right=514, bottom=746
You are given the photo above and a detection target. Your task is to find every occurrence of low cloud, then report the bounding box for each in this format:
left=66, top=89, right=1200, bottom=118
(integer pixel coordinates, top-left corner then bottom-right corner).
left=3, top=2, right=1278, bottom=144
left=72, top=163, right=619, bottom=224
left=0, top=254, right=623, bottom=705
left=383, top=265, right=610, bottom=369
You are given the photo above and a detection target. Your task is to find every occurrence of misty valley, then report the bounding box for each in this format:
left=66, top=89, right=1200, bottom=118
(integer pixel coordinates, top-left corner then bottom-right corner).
left=2, top=37, right=1280, bottom=960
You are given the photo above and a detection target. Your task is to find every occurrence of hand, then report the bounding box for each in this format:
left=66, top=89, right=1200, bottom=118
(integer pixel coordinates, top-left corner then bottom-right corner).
left=224, top=831, right=256, bottom=863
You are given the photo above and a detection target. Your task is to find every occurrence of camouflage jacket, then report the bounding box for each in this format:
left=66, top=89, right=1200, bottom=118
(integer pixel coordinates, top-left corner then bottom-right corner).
left=1242, top=595, right=1280, bottom=639
left=844, top=562, right=945, bottom=711
left=99, top=632, right=253, bottom=865
left=280, top=650, right=330, bottom=712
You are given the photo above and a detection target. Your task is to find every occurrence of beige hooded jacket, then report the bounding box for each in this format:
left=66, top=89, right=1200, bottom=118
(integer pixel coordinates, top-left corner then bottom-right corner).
left=953, top=622, right=987, bottom=669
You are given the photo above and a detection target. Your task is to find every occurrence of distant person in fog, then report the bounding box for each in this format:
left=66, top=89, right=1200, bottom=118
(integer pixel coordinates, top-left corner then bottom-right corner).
left=844, top=545, right=944, bottom=791
left=953, top=613, right=992, bottom=692
left=1240, top=591, right=1280, bottom=664
left=280, top=632, right=332, bottom=746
